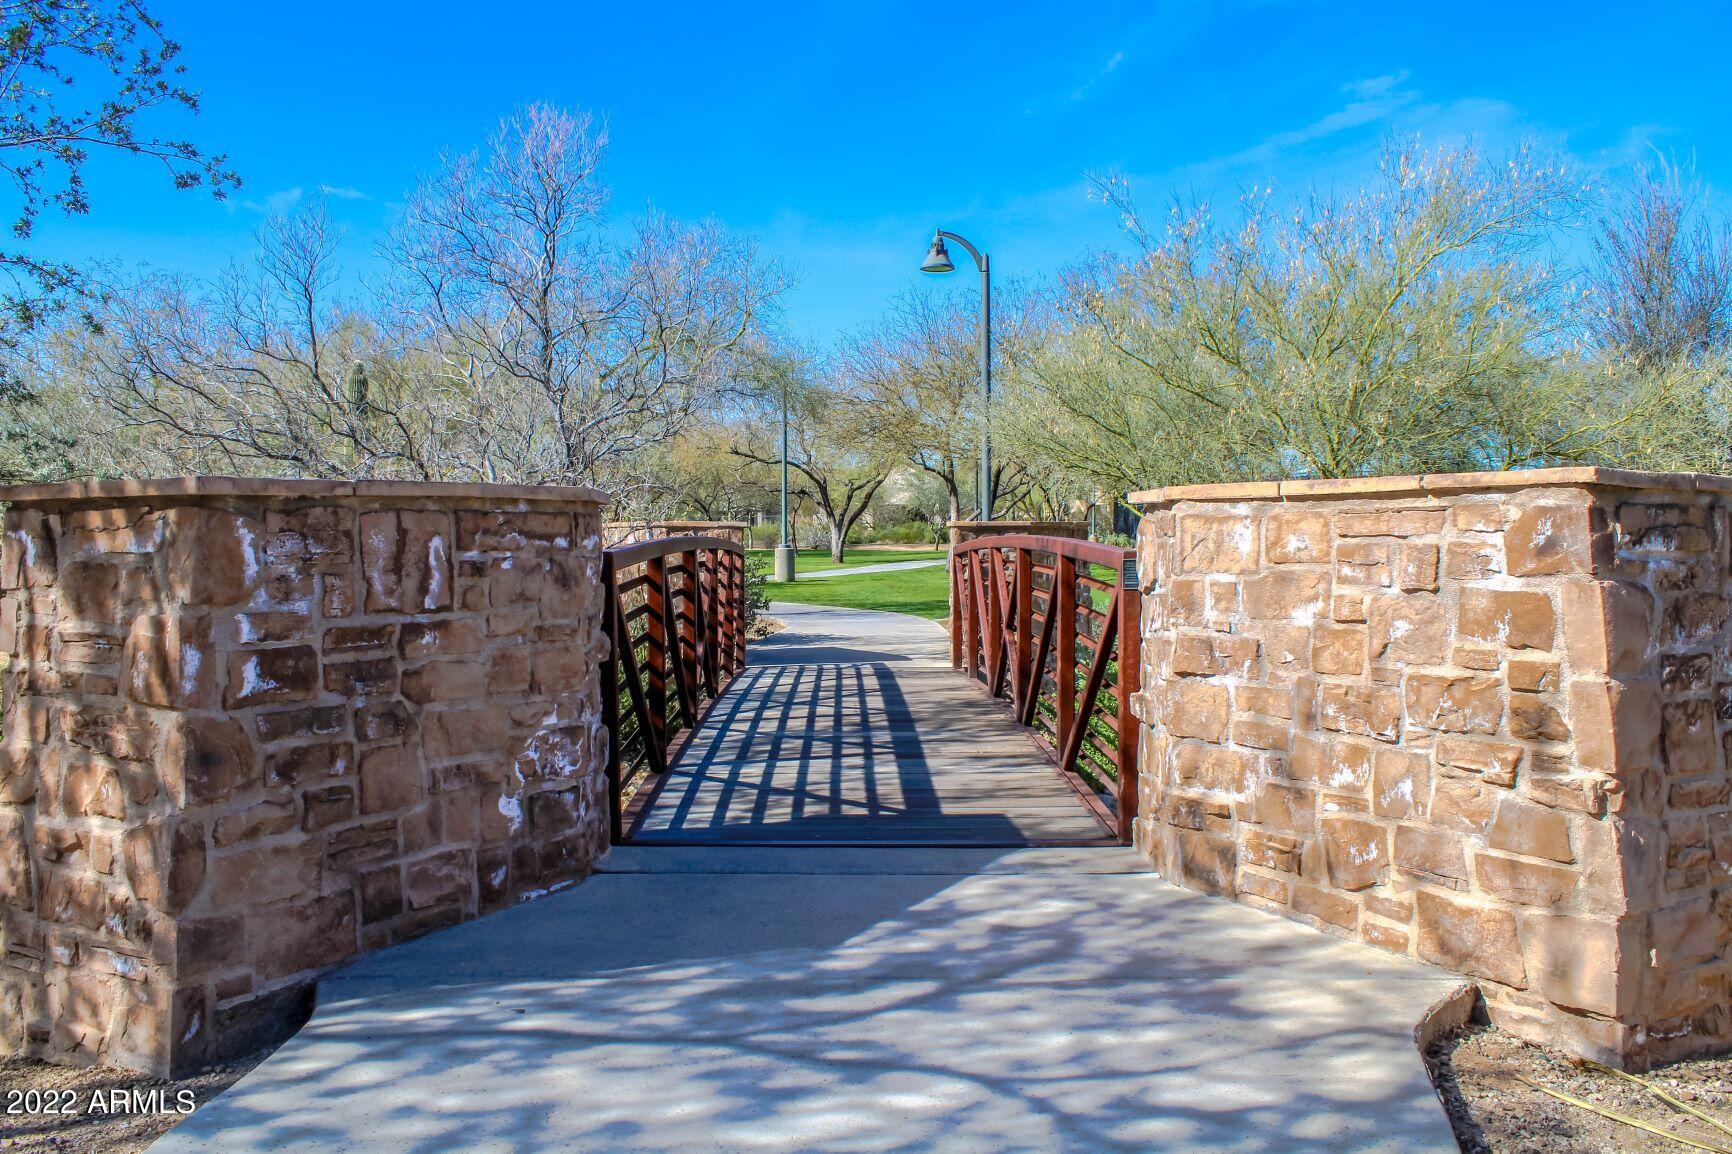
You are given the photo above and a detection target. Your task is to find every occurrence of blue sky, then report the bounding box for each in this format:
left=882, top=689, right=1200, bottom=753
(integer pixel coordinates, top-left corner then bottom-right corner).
left=31, top=0, right=1732, bottom=341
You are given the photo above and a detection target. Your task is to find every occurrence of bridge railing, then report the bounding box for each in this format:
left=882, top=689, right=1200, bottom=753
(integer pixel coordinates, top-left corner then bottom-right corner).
left=950, top=534, right=1143, bottom=843
left=600, top=534, right=747, bottom=842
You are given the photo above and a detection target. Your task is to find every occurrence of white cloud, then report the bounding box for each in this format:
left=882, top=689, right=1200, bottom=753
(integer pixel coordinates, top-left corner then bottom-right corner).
left=318, top=184, right=370, bottom=201
left=1070, top=48, right=1128, bottom=102
left=240, top=186, right=304, bottom=215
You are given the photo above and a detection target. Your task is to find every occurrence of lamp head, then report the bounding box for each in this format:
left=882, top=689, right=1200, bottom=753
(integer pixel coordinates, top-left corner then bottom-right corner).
left=920, top=234, right=955, bottom=274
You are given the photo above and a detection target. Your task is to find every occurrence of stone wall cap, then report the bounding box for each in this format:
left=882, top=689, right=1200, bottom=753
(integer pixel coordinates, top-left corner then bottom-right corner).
left=0, top=475, right=611, bottom=507
left=946, top=519, right=1089, bottom=529
left=1129, top=466, right=1732, bottom=506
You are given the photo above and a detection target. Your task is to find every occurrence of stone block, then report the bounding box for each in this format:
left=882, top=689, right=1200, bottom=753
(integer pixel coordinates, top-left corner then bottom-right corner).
left=1394, top=825, right=1469, bottom=888
left=252, top=893, right=356, bottom=982
left=1368, top=596, right=1447, bottom=664
left=323, top=656, right=399, bottom=699
left=1311, top=624, right=1366, bottom=675
left=1507, top=658, right=1560, bottom=693
left=1405, top=674, right=1500, bottom=735
left=264, top=741, right=352, bottom=786
left=1520, top=914, right=1636, bottom=1017
left=1398, top=543, right=1440, bottom=592
left=1475, top=854, right=1576, bottom=907
left=1174, top=829, right=1237, bottom=896
left=400, top=619, right=486, bottom=661
left=405, top=848, right=472, bottom=911
left=1164, top=682, right=1229, bottom=742
left=361, top=510, right=452, bottom=613
left=1266, top=510, right=1331, bottom=564
left=1292, top=883, right=1359, bottom=931
left=1435, top=737, right=1521, bottom=787
left=1243, top=570, right=1330, bottom=622
left=226, top=647, right=319, bottom=709
left=1459, top=589, right=1555, bottom=651
left=1253, top=780, right=1316, bottom=834
left=402, top=660, right=488, bottom=705
left=163, top=508, right=264, bottom=607
left=1320, top=684, right=1401, bottom=742
left=160, top=715, right=256, bottom=807
left=1372, top=748, right=1429, bottom=819
left=1416, top=889, right=1526, bottom=988
left=1321, top=816, right=1388, bottom=891
left=1334, top=509, right=1446, bottom=538
left=359, top=745, right=425, bottom=814
left=1569, top=679, right=1661, bottom=775
left=1509, top=696, right=1570, bottom=743
left=1560, top=581, right=1653, bottom=676
left=1176, top=514, right=1257, bottom=574
left=123, top=615, right=217, bottom=710
left=1505, top=504, right=1593, bottom=576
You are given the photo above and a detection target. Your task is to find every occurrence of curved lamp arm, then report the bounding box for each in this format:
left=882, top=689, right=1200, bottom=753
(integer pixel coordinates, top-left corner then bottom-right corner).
left=936, top=229, right=988, bottom=273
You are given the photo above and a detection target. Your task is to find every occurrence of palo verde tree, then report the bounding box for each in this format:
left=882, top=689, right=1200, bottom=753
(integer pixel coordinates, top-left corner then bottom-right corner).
left=1001, top=140, right=1729, bottom=493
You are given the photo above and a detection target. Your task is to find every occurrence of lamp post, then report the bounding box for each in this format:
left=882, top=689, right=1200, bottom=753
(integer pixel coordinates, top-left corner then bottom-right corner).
left=774, top=384, right=796, bottom=582
left=920, top=229, right=993, bottom=520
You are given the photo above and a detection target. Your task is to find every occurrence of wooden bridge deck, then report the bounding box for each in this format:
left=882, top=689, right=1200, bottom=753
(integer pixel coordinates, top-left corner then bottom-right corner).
left=627, top=602, right=1114, bottom=846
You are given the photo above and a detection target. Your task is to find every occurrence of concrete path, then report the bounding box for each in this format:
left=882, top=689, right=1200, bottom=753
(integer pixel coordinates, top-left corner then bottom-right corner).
left=630, top=603, right=1111, bottom=846
left=154, top=846, right=1465, bottom=1153
left=801, top=558, right=947, bottom=578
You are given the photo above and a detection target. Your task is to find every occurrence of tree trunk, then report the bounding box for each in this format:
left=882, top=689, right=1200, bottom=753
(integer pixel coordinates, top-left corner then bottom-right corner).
left=829, top=521, right=846, bottom=564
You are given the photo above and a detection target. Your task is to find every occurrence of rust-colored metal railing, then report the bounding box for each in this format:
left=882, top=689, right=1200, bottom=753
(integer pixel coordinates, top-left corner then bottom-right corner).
left=950, top=534, right=1142, bottom=843
left=600, top=534, right=747, bottom=842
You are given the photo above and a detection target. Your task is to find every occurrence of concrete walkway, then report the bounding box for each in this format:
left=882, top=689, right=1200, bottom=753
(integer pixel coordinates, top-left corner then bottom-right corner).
left=154, top=846, right=1466, bottom=1153
left=801, top=558, right=946, bottom=578
left=630, top=603, right=1111, bottom=845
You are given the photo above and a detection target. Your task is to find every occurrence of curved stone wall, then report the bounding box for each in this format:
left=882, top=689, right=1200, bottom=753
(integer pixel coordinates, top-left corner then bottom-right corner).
left=0, top=478, right=610, bottom=1075
left=1132, top=467, right=1732, bottom=1069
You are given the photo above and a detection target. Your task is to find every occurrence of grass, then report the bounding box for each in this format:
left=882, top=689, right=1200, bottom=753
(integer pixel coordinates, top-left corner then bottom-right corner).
left=765, top=562, right=950, bottom=621
left=748, top=547, right=948, bottom=572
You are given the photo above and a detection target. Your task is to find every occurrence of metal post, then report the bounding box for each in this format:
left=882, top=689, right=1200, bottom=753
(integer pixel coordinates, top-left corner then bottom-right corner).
left=774, top=386, right=796, bottom=582
left=978, top=252, right=992, bottom=521
left=923, top=229, right=993, bottom=522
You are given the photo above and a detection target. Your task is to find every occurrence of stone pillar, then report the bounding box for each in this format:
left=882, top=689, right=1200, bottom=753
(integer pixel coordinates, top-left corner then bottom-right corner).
left=946, top=520, right=1089, bottom=548
left=1129, top=467, right=1732, bottom=1069
left=0, top=478, right=611, bottom=1075
left=602, top=521, right=749, bottom=548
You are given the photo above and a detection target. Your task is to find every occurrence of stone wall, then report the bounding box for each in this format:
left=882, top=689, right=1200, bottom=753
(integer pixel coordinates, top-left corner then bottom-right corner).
left=602, top=521, right=748, bottom=548
left=1131, top=468, right=1732, bottom=1069
left=0, top=478, right=611, bottom=1076
left=947, top=519, right=1088, bottom=547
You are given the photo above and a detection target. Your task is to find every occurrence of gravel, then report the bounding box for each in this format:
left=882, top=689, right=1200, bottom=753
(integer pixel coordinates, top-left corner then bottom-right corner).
left=0, top=1050, right=269, bottom=1153
left=1429, top=1025, right=1732, bottom=1153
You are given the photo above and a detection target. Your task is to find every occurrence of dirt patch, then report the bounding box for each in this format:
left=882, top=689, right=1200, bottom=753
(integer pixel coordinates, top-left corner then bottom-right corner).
left=747, top=616, right=786, bottom=641
left=1429, top=1025, right=1732, bottom=1153
left=0, top=1049, right=272, bottom=1153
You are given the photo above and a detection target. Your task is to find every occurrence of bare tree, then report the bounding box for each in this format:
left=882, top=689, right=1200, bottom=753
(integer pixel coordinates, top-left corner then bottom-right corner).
left=1590, top=160, right=1732, bottom=368
left=387, top=104, right=784, bottom=494
left=72, top=198, right=437, bottom=478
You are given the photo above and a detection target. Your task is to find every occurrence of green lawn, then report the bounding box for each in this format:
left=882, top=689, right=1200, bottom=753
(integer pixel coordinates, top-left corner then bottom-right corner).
left=748, top=547, right=948, bottom=572
left=765, top=561, right=950, bottom=621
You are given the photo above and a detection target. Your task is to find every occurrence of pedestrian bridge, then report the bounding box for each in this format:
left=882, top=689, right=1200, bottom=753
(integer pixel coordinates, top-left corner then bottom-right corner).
left=627, top=603, right=1113, bottom=846
left=602, top=532, right=1143, bottom=850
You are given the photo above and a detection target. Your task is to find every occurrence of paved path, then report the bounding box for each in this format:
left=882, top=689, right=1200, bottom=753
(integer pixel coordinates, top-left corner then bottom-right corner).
left=802, top=558, right=947, bottom=578
left=629, top=603, right=1112, bottom=845
left=154, top=846, right=1465, bottom=1153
